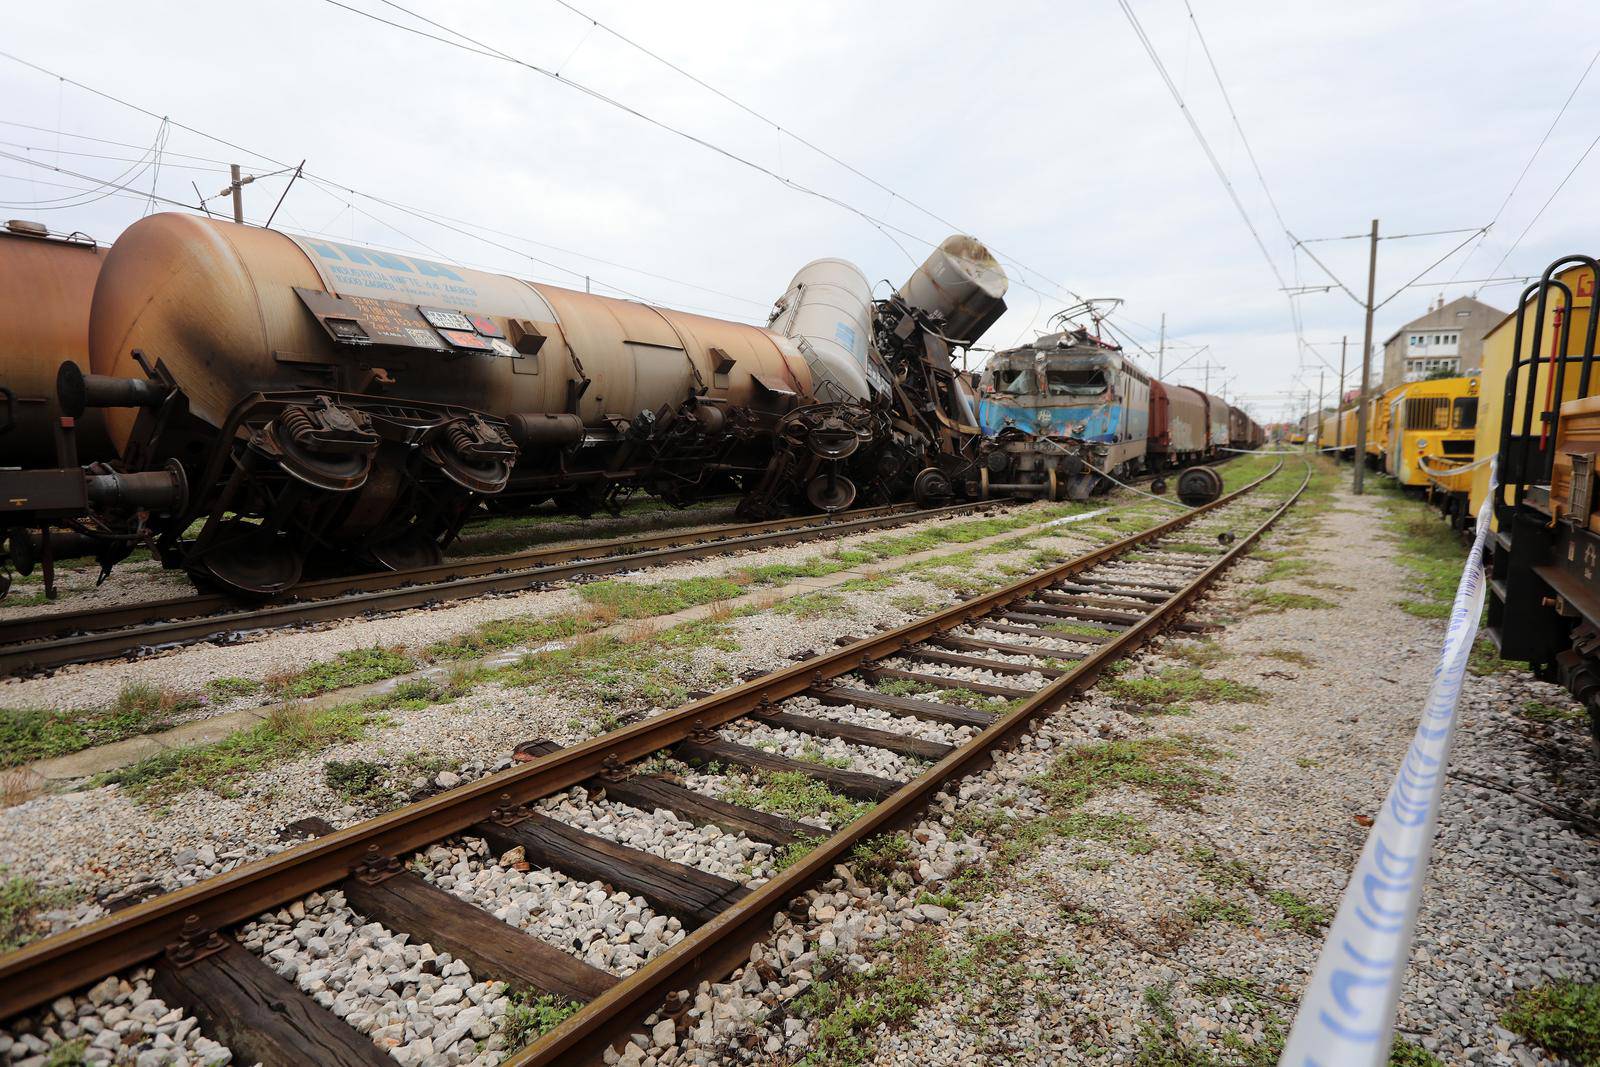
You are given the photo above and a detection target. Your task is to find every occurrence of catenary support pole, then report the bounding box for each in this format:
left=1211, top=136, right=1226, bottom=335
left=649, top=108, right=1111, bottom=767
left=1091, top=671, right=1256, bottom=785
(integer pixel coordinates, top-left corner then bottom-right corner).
left=1158, top=313, right=1166, bottom=380
left=1336, top=335, right=1347, bottom=451
left=1353, top=220, right=1379, bottom=494
left=229, top=164, right=244, bottom=225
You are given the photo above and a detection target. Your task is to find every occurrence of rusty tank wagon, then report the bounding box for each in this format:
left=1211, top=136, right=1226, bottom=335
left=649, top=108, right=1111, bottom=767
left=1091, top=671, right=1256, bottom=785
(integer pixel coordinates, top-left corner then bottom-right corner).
left=1, top=215, right=1007, bottom=597
left=0, top=220, right=114, bottom=467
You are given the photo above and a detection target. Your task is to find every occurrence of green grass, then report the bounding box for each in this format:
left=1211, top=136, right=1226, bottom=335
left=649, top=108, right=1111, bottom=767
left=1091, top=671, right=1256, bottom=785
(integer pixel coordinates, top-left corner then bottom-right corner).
left=0, top=870, right=75, bottom=952
left=770, top=591, right=852, bottom=619
left=1469, top=637, right=1528, bottom=676
left=97, top=700, right=389, bottom=802
left=1261, top=648, right=1315, bottom=668
left=1183, top=894, right=1253, bottom=926
left=325, top=759, right=389, bottom=804
left=939, top=738, right=1223, bottom=903
left=1388, top=1038, right=1445, bottom=1066
left=205, top=676, right=262, bottom=700
left=1501, top=982, right=1600, bottom=1065
left=872, top=678, right=1015, bottom=713
left=1265, top=888, right=1332, bottom=935
left=1103, top=667, right=1265, bottom=715
left=1031, top=738, right=1226, bottom=812
left=1260, top=557, right=1314, bottom=582
left=772, top=834, right=825, bottom=873
left=427, top=613, right=597, bottom=660
left=850, top=832, right=916, bottom=891
left=497, top=621, right=736, bottom=709
left=1047, top=621, right=1115, bottom=638
left=793, top=931, right=945, bottom=1066
left=1374, top=485, right=1470, bottom=618
left=501, top=988, right=581, bottom=1049
left=1167, top=639, right=1229, bottom=668
left=722, top=770, right=868, bottom=827
left=1520, top=699, right=1584, bottom=724
left=270, top=646, right=415, bottom=698
left=0, top=682, right=198, bottom=769
left=1243, top=589, right=1334, bottom=613
left=577, top=576, right=745, bottom=619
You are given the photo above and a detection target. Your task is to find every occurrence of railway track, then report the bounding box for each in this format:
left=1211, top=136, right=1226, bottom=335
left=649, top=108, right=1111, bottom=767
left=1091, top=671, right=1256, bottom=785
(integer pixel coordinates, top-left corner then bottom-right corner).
left=0, top=500, right=999, bottom=677
left=0, top=457, right=1306, bottom=1066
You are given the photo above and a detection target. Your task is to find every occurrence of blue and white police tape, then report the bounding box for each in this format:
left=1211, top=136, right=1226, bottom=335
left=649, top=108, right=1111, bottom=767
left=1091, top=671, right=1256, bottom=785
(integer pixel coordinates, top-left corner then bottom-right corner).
left=1279, top=464, right=1496, bottom=1066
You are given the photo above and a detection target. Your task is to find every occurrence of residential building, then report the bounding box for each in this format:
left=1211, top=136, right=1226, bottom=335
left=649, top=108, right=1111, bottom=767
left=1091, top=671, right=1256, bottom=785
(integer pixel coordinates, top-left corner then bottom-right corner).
left=1380, top=295, right=1505, bottom=389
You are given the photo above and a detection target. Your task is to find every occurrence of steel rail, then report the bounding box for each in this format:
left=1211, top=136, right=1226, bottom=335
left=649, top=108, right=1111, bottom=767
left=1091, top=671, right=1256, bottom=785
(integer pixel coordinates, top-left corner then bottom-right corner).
left=512, top=459, right=1308, bottom=1064
left=0, top=460, right=1294, bottom=1026
left=0, top=501, right=999, bottom=676
left=0, top=503, right=929, bottom=647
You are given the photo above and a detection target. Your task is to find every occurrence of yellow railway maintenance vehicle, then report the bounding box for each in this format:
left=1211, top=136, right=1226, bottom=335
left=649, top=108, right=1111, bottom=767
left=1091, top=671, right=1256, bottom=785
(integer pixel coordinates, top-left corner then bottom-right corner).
left=1386, top=375, right=1480, bottom=489
left=1317, top=402, right=1359, bottom=460
left=1363, top=384, right=1403, bottom=470
left=1483, top=254, right=1599, bottom=747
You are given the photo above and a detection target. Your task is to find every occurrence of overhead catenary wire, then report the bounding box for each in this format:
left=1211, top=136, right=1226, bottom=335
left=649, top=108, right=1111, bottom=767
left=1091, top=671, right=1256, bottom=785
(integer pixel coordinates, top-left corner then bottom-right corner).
left=381, top=0, right=1105, bottom=319
left=0, top=51, right=781, bottom=320
left=1115, top=0, right=1290, bottom=294
left=1448, top=44, right=1600, bottom=286
left=1482, top=128, right=1600, bottom=286
left=353, top=0, right=1203, bottom=354
left=1374, top=226, right=1490, bottom=310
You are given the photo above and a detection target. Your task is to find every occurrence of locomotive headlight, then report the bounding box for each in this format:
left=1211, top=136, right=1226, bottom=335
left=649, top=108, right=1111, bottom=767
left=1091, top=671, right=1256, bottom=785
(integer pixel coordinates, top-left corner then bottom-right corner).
left=1417, top=438, right=1429, bottom=451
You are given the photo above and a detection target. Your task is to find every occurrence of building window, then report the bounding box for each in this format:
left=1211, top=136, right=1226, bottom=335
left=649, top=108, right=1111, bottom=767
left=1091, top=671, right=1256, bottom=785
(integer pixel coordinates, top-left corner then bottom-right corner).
left=1405, top=357, right=1461, bottom=382
left=1405, top=331, right=1459, bottom=359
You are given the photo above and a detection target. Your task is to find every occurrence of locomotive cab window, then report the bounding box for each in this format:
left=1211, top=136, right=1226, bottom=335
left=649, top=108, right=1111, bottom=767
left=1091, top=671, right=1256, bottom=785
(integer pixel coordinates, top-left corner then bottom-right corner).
left=991, top=365, right=1036, bottom=394
left=1453, top=397, right=1478, bottom=430
left=1044, top=368, right=1108, bottom=397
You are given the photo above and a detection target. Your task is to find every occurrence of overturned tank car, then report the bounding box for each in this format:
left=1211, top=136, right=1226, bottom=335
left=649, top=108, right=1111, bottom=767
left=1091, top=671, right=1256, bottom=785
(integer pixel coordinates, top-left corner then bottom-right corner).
left=0, top=215, right=1007, bottom=596
left=752, top=236, right=1009, bottom=515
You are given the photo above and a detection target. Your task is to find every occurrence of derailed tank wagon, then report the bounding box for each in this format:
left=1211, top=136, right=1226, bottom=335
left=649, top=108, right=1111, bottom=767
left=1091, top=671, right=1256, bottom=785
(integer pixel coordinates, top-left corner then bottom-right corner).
left=0, top=221, right=115, bottom=468
left=0, top=216, right=1008, bottom=596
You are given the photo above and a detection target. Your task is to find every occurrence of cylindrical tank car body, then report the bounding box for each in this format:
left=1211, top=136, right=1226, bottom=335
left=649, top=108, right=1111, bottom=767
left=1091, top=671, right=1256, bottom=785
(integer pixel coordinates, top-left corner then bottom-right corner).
left=0, top=222, right=113, bottom=466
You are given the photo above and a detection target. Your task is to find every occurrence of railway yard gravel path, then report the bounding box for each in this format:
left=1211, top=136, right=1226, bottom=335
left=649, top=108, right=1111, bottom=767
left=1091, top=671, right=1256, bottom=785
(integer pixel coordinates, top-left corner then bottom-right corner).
left=2, top=465, right=1597, bottom=1066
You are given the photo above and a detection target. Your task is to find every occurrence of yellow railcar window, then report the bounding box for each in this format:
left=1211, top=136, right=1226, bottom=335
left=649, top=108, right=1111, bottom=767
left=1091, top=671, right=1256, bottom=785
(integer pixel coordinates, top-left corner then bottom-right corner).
left=1453, top=397, right=1478, bottom=430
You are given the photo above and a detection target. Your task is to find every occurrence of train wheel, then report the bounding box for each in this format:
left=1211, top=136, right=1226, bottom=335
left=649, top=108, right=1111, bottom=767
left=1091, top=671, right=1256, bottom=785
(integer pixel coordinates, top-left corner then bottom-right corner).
left=369, top=531, right=444, bottom=572
left=193, top=520, right=303, bottom=597
left=912, top=468, right=954, bottom=507
left=1176, top=466, right=1223, bottom=506
left=806, top=471, right=857, bottom=512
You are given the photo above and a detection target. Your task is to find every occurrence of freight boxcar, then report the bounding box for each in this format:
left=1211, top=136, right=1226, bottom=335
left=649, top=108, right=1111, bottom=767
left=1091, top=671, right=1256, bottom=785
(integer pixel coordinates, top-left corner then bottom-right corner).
left=1228, top=406, right=1251, bottom=450
left=1203, top=392, right=1230, bottom=455
left=1157, top=383, right=1210, bottom=467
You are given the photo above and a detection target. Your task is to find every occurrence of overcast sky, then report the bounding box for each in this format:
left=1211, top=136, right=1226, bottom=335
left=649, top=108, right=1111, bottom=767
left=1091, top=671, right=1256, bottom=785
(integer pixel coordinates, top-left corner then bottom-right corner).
left=3, top=0, right=1598, bottom=422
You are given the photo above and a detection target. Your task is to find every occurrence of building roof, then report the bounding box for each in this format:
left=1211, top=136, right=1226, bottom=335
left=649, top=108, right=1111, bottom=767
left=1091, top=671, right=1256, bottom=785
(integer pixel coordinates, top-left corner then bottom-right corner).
left=1382, top=295, right=1505, bottom=347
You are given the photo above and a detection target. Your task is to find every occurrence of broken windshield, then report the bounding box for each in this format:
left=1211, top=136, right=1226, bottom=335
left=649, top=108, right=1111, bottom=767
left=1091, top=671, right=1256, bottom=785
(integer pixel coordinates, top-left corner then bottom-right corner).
left=990, top=364, right=1036, bottom=395
left=1044, top=368, right=1109, bottom=397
